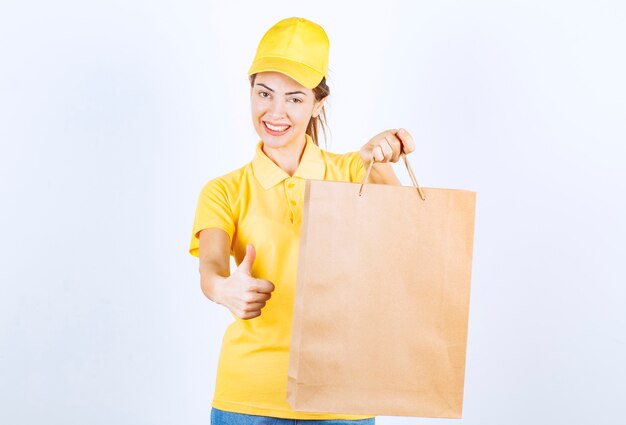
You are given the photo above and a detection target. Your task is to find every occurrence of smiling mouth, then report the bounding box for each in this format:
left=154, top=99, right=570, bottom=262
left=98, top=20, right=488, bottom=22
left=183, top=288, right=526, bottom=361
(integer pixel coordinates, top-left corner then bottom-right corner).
left=263, top=121, right=291, bottom=135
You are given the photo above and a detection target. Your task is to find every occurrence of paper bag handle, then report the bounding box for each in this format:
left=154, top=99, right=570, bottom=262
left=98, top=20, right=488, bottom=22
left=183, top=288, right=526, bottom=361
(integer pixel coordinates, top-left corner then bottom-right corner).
left=358, top=151, right=426, bottom=200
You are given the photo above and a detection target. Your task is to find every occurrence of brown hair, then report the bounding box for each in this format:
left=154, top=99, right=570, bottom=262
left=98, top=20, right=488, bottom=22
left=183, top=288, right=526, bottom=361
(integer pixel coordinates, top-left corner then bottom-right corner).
left=249, top=73, right=330, bottom=148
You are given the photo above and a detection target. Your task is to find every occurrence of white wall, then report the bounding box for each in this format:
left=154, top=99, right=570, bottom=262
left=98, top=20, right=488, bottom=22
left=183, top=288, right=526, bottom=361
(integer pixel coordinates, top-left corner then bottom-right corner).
left=1, top=1, right=624, bottom=424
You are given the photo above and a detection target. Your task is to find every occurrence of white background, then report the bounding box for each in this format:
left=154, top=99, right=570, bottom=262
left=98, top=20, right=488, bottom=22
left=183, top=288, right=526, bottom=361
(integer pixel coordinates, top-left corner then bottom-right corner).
left=1, top=1, right=625, bottom=424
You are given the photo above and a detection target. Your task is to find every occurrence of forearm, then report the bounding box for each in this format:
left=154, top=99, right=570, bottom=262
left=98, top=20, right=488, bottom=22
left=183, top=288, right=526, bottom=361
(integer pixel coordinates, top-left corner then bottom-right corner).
left=199, top=261, right=229, bottom=303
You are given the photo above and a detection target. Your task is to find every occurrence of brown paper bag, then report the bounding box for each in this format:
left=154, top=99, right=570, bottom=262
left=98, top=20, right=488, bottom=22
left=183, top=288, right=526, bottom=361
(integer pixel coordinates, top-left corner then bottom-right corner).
left=287, top=155, right=476, bottom=418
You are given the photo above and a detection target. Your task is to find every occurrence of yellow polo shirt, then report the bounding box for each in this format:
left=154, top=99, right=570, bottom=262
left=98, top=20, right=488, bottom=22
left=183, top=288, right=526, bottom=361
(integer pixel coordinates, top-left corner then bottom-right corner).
left=189, top=134, right=373, bottom=420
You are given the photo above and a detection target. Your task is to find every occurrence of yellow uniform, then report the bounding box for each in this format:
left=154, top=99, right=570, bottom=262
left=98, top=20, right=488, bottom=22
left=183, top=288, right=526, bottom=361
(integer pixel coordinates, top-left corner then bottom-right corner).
left=189, top=134, right=373, bottom=420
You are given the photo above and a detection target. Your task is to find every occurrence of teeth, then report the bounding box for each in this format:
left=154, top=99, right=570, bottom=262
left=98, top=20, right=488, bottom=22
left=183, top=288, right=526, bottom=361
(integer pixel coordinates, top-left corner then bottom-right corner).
left=265, top=122, right=289, bottom=131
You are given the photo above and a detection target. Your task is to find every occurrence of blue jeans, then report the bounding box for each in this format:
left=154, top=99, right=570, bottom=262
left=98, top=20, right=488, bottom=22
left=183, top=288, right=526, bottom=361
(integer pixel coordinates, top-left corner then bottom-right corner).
left=211, top=408, right=375, bottom=425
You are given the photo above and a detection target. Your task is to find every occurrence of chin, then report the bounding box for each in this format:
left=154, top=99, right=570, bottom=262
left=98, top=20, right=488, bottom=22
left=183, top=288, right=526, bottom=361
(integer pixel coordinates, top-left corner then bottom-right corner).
left=260, top=137, right=289, bottom=149
left=257, top=128, right=300, bottom=149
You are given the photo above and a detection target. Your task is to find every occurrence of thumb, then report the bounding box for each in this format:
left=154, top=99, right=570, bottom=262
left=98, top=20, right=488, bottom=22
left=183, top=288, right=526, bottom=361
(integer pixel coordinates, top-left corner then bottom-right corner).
left=238, top=243, right=256, bottom=275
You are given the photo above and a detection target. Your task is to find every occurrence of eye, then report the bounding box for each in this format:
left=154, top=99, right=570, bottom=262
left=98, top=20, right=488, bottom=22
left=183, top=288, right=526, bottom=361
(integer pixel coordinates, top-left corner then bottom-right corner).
left=289, top=98, right=303, bottom=103
left=258, top=91, right=270, bottom=98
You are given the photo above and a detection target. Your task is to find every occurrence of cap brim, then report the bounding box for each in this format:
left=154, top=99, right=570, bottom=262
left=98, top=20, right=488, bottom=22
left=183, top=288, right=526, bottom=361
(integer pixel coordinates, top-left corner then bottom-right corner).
left=248, top=57, right=324, bottom=89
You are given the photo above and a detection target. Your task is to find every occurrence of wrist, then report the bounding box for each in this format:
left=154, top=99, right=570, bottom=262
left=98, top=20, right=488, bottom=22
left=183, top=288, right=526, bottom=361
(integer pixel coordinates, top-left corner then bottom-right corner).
left=358, top=154, right=400, bottom=185
left=201, top=273, right=228, bottom=304
left=214, top=275, right=229, bottom=305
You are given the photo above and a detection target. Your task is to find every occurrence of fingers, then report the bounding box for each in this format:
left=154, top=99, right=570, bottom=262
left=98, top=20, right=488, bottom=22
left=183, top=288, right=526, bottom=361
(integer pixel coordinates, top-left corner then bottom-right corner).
left=246, top=290, right=272, bottom=303
left=244, top=301, right=267, bottom=312
left=372, top=145, right=385, bottom=162
left=253, top=279, right=275, bottom=294
left=233, top=285, right=273, bottom=320
left=371, top=136, right=391, bottom=162
left=396, top=128, right=416, bottom=154
left=381, top=137, right=394, bottom=161
left=224, top=245, right=276, bottom=320
left=369, top=129, right=414, bottom=163
left=240, top=310, right=262, bottom=320
left=237, top=243, right=256, bottom=276
left=238, top=287, right=272, bottom=320
left=235, top=301, right=263, bottom=319
left=386, top=135, right=402, bottom=162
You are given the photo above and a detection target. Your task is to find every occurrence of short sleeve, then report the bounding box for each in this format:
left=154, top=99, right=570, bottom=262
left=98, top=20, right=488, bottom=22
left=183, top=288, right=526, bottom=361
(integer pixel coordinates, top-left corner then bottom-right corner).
left=188, top=178, right=235, bottom=257
left=347, top=151, right=366, bottom=183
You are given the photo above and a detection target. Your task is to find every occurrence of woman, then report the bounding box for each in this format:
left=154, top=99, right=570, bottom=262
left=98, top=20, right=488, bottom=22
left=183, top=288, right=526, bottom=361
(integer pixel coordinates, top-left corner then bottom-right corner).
left=189, top=17, right=416, bottom=424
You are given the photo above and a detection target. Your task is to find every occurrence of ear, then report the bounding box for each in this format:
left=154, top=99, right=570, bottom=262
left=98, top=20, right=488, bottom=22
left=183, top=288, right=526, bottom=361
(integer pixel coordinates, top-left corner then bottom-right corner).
left=311, top=97, right=326, bottom=118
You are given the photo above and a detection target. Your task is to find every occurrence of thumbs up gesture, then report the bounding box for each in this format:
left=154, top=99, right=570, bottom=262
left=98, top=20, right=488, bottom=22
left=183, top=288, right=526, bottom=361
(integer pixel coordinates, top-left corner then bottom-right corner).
left=216, top=243, right=275, bottom=320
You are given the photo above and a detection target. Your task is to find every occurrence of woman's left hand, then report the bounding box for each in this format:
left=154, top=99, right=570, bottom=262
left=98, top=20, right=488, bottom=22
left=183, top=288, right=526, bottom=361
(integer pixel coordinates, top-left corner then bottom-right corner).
left=359, top=128, right=416, bottom=165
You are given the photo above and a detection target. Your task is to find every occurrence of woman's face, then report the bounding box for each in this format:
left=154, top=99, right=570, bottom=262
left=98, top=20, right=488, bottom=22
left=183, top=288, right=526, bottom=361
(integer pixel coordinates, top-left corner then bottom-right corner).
left=250, top=71, right=325, bottom=151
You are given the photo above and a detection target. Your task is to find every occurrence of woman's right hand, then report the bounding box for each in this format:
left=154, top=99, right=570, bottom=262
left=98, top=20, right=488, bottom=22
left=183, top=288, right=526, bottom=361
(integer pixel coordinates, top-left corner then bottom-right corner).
left=214, top=243, right=275, bottom=320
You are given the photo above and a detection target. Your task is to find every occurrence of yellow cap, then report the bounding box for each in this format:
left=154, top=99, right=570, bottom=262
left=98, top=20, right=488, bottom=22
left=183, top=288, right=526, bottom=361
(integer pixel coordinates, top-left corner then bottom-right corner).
left=248, top=17, right=329, bottom=89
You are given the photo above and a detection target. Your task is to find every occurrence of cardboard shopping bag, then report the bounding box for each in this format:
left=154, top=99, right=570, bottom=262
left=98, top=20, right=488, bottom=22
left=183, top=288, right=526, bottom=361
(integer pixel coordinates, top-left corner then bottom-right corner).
left=287, top=154, right=476, bottom=418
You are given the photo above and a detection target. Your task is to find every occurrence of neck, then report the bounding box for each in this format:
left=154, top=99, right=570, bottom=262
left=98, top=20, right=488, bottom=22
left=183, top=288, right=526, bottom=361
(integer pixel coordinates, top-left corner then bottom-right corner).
left=262, top=134, right=307, bottom=176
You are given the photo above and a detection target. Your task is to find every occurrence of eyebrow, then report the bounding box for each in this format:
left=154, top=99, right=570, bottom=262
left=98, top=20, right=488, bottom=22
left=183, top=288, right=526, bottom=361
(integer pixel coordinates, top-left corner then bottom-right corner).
left=256, top=83, right=307, bottom=96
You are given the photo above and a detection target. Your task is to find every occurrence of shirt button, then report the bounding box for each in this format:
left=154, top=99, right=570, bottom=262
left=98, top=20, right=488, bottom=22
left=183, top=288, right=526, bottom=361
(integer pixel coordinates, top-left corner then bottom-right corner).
left=287, top=183, right=295, bottom=188
left=290, top=200, right=296, bottom=206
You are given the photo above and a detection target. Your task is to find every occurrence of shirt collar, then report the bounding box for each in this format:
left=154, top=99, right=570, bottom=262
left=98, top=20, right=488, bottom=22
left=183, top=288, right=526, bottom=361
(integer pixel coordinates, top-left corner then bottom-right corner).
left=251, top=134, right=326, bottom=190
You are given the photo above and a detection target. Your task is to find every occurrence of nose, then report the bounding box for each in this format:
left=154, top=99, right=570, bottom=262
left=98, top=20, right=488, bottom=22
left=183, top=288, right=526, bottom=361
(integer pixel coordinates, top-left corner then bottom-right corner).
left=267, top=98, right=285, bottom=119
